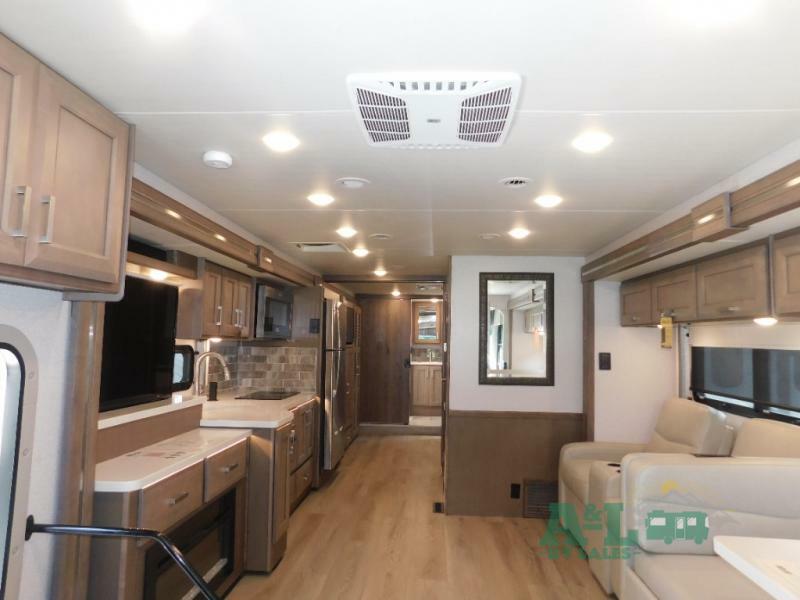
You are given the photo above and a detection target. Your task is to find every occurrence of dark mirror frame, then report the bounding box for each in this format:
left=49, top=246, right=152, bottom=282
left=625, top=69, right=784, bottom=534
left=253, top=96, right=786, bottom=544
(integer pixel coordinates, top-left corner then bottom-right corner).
left=478, top=272, right=555, bottom=386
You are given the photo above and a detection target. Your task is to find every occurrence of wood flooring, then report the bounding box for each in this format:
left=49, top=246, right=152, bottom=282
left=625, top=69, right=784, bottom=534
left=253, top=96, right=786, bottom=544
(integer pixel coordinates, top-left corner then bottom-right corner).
left=228, top=435, right=606, bottom=600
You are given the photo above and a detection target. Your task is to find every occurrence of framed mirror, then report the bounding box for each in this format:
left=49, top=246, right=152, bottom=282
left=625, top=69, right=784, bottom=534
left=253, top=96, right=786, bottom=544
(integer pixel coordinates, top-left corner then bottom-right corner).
left=412, top=300, right=443, bottom=345
left=479, top=272, right=554, bottom=385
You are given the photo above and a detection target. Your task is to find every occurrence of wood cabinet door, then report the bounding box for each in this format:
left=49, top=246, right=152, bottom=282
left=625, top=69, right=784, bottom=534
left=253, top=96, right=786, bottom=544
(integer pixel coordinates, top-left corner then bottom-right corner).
left=202, top=264, right=223, bottom=337
left=219, top=271, right=239, bottom=337
left=0, top=37, right=37, bottom=267
left=24, top=66, right=129, bottom=283
left=430, top=366, right=443, bottom=407
left=696, top=244, right=769, bottom=320
left=773, top=232, right=800, bottom=316
left=272, top=424, right=291, bottom=544
left=650, top=265, right=697, bottom=322
left=235, top=278, right=253, bottom=338
left=620, top=279, right=653, bottom=326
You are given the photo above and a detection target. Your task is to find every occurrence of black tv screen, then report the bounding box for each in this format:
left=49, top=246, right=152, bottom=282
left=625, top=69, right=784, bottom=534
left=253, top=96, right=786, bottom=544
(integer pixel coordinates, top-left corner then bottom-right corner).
left=99, top=276, right=179, bottom=412
left=692, top=346, right=800, bottom=415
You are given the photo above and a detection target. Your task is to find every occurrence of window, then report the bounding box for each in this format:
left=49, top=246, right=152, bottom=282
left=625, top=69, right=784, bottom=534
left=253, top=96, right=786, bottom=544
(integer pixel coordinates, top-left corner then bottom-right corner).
left=0, top=345, right=24, bottom=596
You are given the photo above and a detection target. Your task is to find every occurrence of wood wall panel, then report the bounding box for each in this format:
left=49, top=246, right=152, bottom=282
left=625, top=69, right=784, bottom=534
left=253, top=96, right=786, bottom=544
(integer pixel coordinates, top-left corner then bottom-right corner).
left=358, top=297, right=411, bottom=424
left=445, top=410, right=584, bottom=517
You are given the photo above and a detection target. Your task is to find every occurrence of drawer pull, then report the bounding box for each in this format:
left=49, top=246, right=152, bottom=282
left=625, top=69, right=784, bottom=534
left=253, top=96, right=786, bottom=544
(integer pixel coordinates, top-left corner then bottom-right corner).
left=168, top=491, right=190, bottom=506
left=8, top=185, right=31, bottom=238
left=222, top=462, right=239, bottom=474
left=39, top=195, right=56, bottom=244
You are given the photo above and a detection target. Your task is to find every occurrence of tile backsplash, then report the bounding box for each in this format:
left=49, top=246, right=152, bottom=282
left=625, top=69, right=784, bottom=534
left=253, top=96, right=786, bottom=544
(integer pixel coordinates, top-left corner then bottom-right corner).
left=208, top=341, right=317, bottom=393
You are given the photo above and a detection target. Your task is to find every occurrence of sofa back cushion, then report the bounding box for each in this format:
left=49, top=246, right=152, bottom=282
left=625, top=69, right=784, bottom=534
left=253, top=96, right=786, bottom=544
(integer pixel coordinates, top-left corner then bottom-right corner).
left=645, top=398, right=732, bottom=455
left=732, top=418, right=800, bottom=458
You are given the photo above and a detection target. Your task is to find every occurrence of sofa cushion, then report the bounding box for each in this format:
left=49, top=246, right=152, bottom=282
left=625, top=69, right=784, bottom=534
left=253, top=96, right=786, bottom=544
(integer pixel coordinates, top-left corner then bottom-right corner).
left=645, top=397, right=732, bottom=455
left=561, top=458, right=594, bottom=505
left=633, top=552, right=771, bottom=600
left=732, top=418, right=800, bottom=458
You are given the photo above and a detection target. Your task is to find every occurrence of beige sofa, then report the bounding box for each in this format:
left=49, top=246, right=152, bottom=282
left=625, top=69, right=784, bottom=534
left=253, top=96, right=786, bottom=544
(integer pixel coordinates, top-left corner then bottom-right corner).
left=558, top=397, right=734, bottom=592
left=618, top=418, right=800, bottom=599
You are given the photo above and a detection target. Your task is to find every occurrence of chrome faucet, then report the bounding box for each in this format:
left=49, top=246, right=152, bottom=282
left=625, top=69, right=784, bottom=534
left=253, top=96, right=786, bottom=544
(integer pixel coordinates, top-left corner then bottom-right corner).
left=193, top=352, right=231, bottom=397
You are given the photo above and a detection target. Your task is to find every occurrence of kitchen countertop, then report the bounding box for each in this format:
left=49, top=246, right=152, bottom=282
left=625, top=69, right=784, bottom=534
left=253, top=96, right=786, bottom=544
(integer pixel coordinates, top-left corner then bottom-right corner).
left=95, top=427, right=251, bottom=493
left=200, top=390, right=319, bottom=430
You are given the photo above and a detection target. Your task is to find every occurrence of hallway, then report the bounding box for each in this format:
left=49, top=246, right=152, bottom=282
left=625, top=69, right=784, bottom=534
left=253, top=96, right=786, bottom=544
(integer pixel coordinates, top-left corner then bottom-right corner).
left=229, top=435, right=604, bottom=600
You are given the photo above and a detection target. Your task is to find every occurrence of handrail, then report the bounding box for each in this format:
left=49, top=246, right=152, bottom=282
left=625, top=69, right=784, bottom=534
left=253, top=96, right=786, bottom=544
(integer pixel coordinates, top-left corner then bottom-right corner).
left=25, top=515, right=220, bottom=600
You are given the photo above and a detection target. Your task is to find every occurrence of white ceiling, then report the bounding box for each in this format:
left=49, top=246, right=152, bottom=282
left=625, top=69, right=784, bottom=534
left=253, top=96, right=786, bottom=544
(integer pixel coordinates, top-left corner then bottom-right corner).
left=4, top=0, right=800, bottom=276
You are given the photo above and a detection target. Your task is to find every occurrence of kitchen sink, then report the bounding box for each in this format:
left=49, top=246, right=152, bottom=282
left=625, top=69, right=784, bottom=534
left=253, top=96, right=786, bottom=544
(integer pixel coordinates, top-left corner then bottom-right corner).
left=234, top=390, right=297, bottom=401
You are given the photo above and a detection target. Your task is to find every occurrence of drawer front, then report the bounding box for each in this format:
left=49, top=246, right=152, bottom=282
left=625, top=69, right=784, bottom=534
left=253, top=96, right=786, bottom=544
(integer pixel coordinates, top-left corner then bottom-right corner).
left=696, top=244, right=769, bottom=320
left=204, top=439, right=248, bottom=502
left=291, top=458, right=313, bottom=507
left=139, top=462, right=203, bottom=532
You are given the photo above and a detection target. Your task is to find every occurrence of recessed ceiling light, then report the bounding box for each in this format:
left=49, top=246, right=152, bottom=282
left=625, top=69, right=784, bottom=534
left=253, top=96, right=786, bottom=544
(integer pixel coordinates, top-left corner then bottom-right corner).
left=374, top=268, right=387, bottom=277
left=369, top=233, right=392, bottom=241
left=307, top=193, right=335, bottom=207
left=127, top=0, right=210, bottom=35
left=336, top=226, right=357, bottom=239
left=165, top=209, right=182, bottom=220
left=753, top=317, right=778, bottom=327
left=336, top=177, right=370, bottom=189
left=262, top=131, right=300, bottom=153
left=479, top=233, right=501, bottom=240
left=214, top=233, right=227, bottom=242
left=391, top=289, right=401, bottom=297
left=202, top=150, right=233, bottom=169
left=352, top=247, right=369, bottom=258
left=534, top=195, right=563, bottom=208
left=509, top=228, right=530, bottom=240
left=571, top=130, right=613, bottom=154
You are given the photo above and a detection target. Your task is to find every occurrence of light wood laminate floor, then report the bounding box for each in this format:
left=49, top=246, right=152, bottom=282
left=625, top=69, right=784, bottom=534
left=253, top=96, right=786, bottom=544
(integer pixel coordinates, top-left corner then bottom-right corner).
left=229, top=435, right=605, bottom=600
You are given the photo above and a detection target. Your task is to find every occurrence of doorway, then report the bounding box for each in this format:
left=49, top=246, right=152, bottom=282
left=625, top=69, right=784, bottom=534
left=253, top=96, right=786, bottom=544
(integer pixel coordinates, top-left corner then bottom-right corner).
left=323, top=278, right=447, bottom=433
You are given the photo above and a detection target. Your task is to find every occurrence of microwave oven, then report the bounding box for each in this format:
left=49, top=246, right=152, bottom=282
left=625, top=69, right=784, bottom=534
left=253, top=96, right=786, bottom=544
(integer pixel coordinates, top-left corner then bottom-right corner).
left=255, top=284, right=293, bottom=339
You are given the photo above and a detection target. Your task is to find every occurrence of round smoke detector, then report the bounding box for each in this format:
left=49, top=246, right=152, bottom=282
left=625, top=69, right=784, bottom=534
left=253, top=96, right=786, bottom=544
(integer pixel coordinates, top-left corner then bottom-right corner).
left=203, top=150, right=233, bottom=169
left=336, top=177, right=370, bottom=189
left=479, top=233, right=501, bottom=240
left=369, top=233, right=392, bottom=241
left=499, top=176, right=531, bottom=188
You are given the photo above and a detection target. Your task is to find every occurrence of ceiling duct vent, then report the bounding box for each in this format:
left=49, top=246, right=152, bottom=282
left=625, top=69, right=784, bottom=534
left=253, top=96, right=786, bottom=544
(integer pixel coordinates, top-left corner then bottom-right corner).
left=347, top=72, right=522, bottom=149
left=293, top=242, right=349, bottom=253
left=499, top=177, right=531, bottom=188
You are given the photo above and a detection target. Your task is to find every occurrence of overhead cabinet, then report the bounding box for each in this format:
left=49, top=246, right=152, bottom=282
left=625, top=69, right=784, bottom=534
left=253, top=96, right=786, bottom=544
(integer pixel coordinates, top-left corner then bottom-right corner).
left=201, top=263, right=253, bottom=339
left=0, top=34, right=131, bottom=292
left=620, top=242, right=771, bottom=326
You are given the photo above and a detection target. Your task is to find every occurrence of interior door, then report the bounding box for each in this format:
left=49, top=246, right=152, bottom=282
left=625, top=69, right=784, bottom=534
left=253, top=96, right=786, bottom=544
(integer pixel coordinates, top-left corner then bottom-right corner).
left=24, top=66, right=129, bottom=283
left=0, top=37, right=37, bottom=267
left=358, top=297, right=411, bottom=424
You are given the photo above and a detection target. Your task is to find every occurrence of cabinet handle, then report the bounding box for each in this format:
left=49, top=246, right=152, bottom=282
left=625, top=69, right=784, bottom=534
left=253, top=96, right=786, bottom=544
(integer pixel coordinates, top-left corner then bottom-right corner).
left=215, top=305, right=223, bottom=326
left=8, top=185, right=31, bottom=238
left=222, top=462, right=239, bottom=474
left=39, top=195, right=56, bottom=244
left=168, top=491, right=190, bottom=506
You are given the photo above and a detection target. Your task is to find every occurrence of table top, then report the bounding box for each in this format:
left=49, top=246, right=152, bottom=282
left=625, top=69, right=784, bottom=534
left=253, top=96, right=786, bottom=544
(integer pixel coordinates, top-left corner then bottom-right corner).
left=714, top=536, right=800, bottom=600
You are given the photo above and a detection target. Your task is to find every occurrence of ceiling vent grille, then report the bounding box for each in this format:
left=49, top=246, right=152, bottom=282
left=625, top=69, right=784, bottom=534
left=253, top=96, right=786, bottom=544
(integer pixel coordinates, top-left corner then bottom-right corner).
left=499, top=177, right=531, bottom=188
left=347, top=72, right=521, bottom=149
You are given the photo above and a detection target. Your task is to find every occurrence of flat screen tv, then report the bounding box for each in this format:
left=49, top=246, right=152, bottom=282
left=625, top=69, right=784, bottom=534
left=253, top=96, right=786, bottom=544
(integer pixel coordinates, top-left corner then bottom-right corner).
left=99, top=276, right=179, bottom=412
left=692, top=346, right=800, bottom=418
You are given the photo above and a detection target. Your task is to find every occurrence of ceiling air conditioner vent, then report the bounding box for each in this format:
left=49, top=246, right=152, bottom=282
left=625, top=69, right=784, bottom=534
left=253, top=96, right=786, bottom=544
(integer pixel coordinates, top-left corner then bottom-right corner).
left=293, top=242, right=349, bottom=253
left=347, top=72, right=521, bottom=149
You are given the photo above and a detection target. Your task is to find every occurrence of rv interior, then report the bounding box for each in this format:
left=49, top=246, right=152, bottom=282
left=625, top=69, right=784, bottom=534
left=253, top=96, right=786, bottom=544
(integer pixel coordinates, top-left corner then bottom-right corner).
left=2, top=2, right=800, bottom=599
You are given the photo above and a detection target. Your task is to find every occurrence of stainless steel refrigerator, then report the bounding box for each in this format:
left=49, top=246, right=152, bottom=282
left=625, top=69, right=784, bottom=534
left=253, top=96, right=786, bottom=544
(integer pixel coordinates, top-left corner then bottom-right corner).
left=322, top=296, right=347, bottom=470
